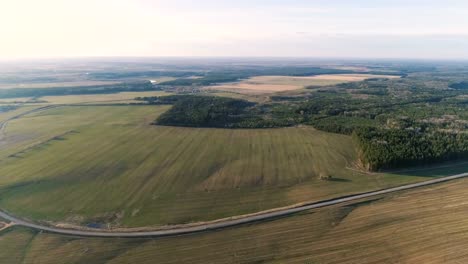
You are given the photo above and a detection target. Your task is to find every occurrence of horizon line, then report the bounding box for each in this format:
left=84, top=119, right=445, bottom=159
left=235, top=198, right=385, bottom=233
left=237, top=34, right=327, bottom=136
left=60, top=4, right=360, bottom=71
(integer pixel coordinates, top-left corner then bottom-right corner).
left=1, top=55, right=468, bottom=63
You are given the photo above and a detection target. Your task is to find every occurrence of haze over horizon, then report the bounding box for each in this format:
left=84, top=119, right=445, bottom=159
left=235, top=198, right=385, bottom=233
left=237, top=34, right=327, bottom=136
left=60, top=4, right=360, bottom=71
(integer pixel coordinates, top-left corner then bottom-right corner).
left=1, top=0, right=468, bottom=60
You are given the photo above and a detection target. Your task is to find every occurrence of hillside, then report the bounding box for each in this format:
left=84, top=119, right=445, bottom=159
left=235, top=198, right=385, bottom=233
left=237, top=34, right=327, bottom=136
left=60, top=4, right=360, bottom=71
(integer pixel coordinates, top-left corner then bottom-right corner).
left=2, top=176, right=468, bottom=263
left=0, top=105, right=437, bottom=228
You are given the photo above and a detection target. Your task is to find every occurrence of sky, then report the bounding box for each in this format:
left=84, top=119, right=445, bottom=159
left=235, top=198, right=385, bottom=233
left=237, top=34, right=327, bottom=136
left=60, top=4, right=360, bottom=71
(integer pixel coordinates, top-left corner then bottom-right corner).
left=1, top=0, right=468, bottom=59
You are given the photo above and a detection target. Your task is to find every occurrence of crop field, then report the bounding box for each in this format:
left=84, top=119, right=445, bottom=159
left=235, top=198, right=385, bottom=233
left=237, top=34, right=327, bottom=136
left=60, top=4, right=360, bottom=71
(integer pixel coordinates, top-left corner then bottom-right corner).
left=0, top=91, right=172, bottom=105
left=40, top=91, right=172, bottom=104
left=0, top=80, right=122, bottom=89
left=208, top=74, right=400, bottom=93
left=0, top=106, right=34, bottom=123
left=2, top=177, right=468, bottom=263
left=0, top=97, right=39, bottom=104
left=0, top=76, right=177, bottom=90
left=0, top=105, right=441, bottom=228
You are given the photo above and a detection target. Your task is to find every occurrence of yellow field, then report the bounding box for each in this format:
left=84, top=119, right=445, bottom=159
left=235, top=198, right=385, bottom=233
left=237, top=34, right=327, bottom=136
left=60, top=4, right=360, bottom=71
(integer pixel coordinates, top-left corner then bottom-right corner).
left=208, top=74, right=400, bottom=93
left=327, top=66, right=370, bottom=71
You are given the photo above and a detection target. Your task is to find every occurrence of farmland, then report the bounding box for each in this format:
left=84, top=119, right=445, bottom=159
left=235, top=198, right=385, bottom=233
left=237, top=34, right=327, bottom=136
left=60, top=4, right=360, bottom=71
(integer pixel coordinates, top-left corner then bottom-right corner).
left=0, top=80, right=121, bottom=89
left=0, top=104, right=443, bottom=228
left=0, top=91, right=172, bottom=105
left=208, top=74, right=400, bottom=93
left=0, top=59, right=466, bottom=263
left=41, top=91, right=172, bottom=104
left=2, top=177, right=468, bottom=263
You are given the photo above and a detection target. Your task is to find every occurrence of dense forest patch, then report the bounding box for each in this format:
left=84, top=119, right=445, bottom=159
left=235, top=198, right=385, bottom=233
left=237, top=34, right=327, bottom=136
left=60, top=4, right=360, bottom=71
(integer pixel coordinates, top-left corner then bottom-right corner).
left=144, top=70, right=468, bottom=171
left=353, top=128, right=468, bottom=171
left=142, top=95, right=294, bottom=128
left=154, top=96, right=257, bottom=128
left=449, top=81, right=468, bottom=90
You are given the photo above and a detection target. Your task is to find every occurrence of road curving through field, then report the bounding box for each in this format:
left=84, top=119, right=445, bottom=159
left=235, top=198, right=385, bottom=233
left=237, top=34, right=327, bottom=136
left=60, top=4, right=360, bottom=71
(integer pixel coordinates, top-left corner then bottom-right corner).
left=0, top=105, right=62, bottom=138
left=1, top=172, right=467, bottom=238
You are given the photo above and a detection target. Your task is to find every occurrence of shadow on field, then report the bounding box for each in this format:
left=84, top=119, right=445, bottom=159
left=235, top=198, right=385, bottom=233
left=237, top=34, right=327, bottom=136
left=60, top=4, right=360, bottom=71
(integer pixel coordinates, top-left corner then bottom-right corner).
left=328, top=178, right=351, bottom=183
left=386, top=161, right=468, bottom=178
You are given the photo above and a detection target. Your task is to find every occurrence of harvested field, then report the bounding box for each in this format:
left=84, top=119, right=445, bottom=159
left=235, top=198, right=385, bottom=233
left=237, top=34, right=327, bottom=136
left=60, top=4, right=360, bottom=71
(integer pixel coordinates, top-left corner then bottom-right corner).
left=304, top=73, right=399, bottom=82
left=208, top=74, right=400, bottom=93
left=2, top=178, right=468, bottom=263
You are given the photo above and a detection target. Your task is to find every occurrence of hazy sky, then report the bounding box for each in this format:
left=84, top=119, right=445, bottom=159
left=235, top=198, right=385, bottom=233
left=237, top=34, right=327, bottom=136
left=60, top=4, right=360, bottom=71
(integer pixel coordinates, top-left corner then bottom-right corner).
left=1, top=0, right=468, bottom=59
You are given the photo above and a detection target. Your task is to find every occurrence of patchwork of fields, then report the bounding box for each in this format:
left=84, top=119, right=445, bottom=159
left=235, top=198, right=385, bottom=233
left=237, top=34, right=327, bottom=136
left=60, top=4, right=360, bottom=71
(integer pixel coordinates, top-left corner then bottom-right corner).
left=0, top=60, right=466, bottom=264
left=2, top=178, right=468, bottom=263
left=208, top=74, right=400, bottom=93
left=0, top=105, right=439, bottom=228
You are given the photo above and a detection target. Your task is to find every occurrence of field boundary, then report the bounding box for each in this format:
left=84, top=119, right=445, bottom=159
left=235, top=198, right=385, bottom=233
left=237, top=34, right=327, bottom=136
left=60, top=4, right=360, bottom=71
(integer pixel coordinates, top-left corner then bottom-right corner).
left=0, top=172, right=467, bottom=238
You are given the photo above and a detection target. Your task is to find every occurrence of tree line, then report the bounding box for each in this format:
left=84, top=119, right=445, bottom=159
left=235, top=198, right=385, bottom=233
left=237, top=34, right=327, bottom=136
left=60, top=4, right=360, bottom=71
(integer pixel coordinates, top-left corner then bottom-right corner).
left=353, top=128, right=468, bottom=171
left=0, top=81, right=155, bottom=99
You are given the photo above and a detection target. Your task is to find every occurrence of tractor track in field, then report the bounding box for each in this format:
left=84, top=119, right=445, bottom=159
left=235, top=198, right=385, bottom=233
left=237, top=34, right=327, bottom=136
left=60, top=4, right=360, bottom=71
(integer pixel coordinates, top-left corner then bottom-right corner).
left=0, top=172, right=467, bottom=238
left=0, top=104, right=467, bottom=238
left=0, top=105, right=63, bottom=139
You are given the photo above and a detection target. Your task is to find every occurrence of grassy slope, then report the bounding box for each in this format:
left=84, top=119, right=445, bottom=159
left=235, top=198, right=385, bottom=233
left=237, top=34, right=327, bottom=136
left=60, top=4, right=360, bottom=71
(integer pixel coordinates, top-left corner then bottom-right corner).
left=2, top=178, right=468, bottom=263
left=1, top=106, right=46, bottom=158
left=0, top=105, right=436, bottom=227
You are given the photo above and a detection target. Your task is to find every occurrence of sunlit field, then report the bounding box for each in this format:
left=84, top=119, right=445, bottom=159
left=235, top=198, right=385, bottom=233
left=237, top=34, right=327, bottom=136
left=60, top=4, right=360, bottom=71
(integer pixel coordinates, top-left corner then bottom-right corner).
left=0, top=105, right=441, bottom=228
left=2, top=178, right=468, bottom=263
left=208, top=74, right=400, bottom=93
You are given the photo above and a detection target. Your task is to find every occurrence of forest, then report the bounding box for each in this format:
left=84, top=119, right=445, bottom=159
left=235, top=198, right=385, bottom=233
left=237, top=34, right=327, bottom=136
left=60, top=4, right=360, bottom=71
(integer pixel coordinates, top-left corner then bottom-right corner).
left=450, top=81, right=468, bottom=90
left=145, top=70, right=467, bottom=171
left=155, top=96, right=257, bottom=128
left=353, top=128, right=468, bottom=170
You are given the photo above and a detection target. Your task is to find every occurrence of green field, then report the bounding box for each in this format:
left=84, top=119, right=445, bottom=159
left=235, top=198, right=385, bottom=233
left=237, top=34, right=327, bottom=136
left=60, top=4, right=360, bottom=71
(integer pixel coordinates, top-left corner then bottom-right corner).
left=2, top=178, right=468, bottom=263
left=40, top=91, right=172, bottom=104
left=0, top=106, right=37, bottom=123
left=0, top=105, right=444, bottom=228
left=0, top=91, right=172, bottom=105
left=0, top=62, right=467, bottom=263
